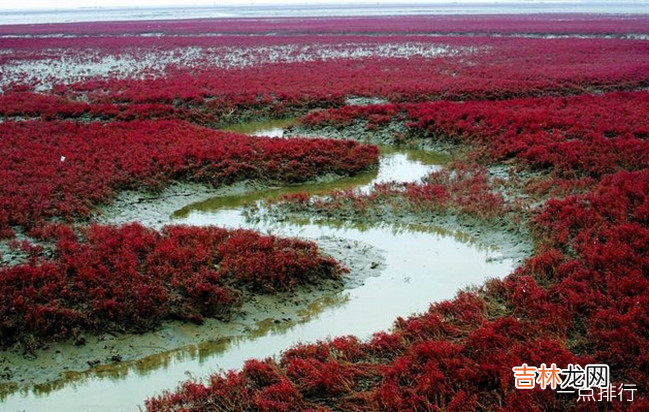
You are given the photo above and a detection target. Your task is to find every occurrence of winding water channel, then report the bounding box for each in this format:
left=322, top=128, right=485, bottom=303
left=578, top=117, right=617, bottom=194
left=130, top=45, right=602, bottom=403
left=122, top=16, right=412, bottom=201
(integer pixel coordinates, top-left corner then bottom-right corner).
left=3, top=122, right=519, bottom=411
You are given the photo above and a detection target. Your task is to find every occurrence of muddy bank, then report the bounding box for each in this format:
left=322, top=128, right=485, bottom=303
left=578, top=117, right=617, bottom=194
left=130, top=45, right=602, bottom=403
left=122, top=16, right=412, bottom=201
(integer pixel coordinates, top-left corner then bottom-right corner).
left=344, top=96, right=390, bottom=106
left=286, top=119, right=466, bottom=156
left=93, top=173, right=368, bottom=230
left=0, top=235, right=32, bottom=267
left=0, top=181, right=260, bottom=267
left=94, top=180, right=259, bottom=230
left=0, top=236, right=385, bottom=392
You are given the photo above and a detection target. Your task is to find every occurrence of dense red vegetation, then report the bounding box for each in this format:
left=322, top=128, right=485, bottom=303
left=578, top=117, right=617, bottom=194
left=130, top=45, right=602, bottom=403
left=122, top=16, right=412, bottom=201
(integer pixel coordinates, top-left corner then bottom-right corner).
left=405, top=91, right=649, bottom=178
left=288, top=90, right=649, bottom=227
left=303, top=91, right=649, bottom=180
left=0, top=92, right=206, bottom=122
left=2, top=36, right=649, bottom=122
left=0, top=120, right=377, bottom=237
left=0, top=223, right=343, bottom=346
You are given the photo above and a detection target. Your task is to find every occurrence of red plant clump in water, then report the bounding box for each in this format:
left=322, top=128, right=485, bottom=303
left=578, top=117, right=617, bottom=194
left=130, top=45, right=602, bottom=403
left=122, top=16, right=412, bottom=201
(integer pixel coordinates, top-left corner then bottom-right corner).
left=0, top=223, right=343, bottom=346
left=281, top=162, right=506, bottom=223
left=0, top=120, right=377, bottom=237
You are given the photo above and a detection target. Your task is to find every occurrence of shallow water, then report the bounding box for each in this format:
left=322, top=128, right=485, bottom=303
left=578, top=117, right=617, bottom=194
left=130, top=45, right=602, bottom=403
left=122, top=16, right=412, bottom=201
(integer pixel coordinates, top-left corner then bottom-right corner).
left=2, top=122, right=517, bottom=412
left=223, top=118, right=296, bottom=137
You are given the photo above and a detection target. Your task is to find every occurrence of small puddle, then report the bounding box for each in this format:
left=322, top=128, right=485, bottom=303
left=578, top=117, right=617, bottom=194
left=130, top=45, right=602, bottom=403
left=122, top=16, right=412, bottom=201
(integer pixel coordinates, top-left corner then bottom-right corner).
left=223, top=118, right=295, bottom=137
left=1, top=121, right=518, bottom=412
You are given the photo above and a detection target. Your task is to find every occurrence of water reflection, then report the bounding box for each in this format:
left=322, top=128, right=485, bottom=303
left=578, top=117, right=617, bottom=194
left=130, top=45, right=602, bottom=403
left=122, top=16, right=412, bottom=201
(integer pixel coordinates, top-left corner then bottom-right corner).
left=1, top=285, right=351, bottom=404
left=250, top=214, right=499, bottom=254
left=172, top=168, right=379, bottom=219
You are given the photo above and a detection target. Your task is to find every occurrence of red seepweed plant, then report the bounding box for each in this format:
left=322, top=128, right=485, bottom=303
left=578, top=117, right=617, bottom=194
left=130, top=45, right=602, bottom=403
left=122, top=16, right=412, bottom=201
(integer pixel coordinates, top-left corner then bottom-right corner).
left=0, top=223, right=344, bottom=347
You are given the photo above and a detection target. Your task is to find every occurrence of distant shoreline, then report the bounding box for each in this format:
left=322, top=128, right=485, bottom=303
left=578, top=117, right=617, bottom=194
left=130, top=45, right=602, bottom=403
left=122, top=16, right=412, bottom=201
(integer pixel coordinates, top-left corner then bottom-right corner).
left=2, top=3, right=648, bottom=25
